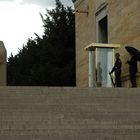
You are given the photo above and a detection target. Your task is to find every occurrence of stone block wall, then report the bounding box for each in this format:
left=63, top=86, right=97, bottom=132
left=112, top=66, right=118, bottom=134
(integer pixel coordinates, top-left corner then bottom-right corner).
left=75, top=0, right=96, bottom=87
left=108, top=0, right=140, bottom=87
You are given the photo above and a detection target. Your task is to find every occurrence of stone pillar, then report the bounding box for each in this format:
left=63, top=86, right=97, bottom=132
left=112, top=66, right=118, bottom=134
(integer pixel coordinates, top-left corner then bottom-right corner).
left=0, top=41, right=7, bottom=86
left=88, top=48, right=96, bottom=87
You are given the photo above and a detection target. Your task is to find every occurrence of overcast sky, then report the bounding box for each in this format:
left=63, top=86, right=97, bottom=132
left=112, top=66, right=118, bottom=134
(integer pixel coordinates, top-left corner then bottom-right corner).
left=0, top=0, right=73, bottom=57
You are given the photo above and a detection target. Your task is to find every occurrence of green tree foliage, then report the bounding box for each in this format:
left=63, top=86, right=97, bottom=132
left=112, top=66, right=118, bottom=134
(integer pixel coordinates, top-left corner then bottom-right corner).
left=7, top=0, right=76, bottom=86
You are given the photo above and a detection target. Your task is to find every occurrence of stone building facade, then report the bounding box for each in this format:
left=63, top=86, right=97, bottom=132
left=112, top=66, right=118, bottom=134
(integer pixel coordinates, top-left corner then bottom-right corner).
left=75, top=0, right=140, bottom=87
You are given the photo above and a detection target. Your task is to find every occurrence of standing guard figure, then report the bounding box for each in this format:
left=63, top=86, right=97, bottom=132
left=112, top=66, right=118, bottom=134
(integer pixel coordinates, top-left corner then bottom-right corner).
left=127, top=54, right=137, bottom=87
left=109, top=53, right=122, bottom=87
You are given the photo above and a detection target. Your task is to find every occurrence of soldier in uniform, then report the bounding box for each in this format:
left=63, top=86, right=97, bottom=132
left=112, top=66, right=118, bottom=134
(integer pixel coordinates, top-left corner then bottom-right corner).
left=109, top=53, right=122, bottom=87
left=127, top=53, right=138, bottom=87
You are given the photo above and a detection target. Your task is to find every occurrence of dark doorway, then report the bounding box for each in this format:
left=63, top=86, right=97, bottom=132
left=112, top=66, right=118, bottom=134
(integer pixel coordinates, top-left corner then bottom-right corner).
left=98, top=16, right=108, bottom=43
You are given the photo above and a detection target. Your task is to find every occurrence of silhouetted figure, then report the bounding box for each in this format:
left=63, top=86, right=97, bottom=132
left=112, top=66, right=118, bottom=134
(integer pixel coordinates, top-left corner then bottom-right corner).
left=127, top=54, right=138, bottom=87
left=110, top=53, right=122, bottom=87
left=96, top=62, right=102, bottom=87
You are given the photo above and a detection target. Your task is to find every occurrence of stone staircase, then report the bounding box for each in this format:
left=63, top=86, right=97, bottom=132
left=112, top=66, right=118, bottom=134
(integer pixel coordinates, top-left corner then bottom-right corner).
left=0, top=87, right=140, bottom=140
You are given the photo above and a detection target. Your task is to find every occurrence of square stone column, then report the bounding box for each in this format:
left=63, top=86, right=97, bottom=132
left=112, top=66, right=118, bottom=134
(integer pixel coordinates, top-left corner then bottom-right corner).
left=0, top=41, right=7, bottom=86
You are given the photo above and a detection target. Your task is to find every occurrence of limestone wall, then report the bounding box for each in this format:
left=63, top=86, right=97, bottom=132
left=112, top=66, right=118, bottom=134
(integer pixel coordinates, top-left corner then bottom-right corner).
left=108, top=0, right=140, bottom=87
left=75, top=0, right=96, bottom=87
left=75, top=0, right=140, bottom=87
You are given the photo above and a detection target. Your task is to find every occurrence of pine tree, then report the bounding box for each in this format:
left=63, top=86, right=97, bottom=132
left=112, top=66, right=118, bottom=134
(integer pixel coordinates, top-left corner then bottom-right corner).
left=7, top=0, right=76, bottom=86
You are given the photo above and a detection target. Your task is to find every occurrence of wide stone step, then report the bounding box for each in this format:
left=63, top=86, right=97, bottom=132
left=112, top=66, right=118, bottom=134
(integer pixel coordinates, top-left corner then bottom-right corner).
left=0, top=87, right=139, bottom=94
left=1, top=118, right=140, bottom=128
left=0, top=129, right=140, bottom=140
left=0, top=129, right=140, bottom=139
left=0, top=88, right=139, bottom=106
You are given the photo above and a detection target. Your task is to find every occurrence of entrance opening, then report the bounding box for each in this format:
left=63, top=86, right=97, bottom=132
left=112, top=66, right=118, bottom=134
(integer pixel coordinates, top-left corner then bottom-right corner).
left=96, top=16, right=113, bottom=87
left=98, top=16, right=108, bottom=43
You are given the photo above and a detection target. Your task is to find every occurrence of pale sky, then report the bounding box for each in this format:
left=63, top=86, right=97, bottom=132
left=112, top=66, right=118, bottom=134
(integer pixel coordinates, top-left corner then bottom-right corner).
left=0, top=0, right=73, bottom=57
